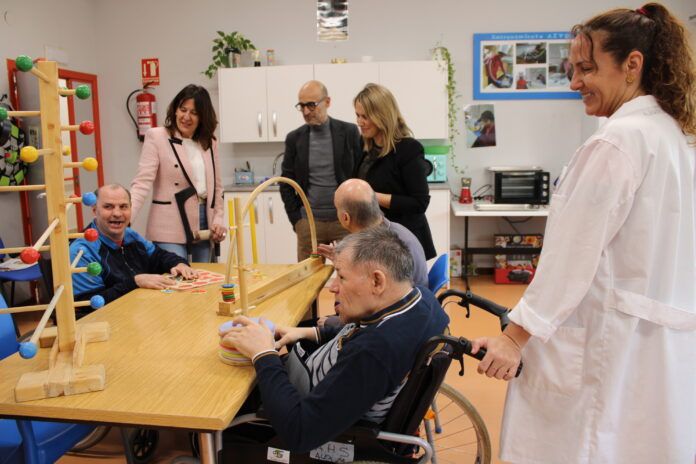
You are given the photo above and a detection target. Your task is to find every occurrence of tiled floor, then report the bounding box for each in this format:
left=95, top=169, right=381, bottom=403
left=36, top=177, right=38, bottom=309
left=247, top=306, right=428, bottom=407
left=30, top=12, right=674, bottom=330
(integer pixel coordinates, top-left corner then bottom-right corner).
left=14, top=276, right=525, bottom=464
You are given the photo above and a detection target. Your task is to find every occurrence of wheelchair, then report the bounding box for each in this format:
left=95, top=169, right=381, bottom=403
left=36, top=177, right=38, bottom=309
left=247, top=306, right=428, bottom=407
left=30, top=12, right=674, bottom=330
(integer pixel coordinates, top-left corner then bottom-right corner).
left=218, top=289, right=516, bottom=464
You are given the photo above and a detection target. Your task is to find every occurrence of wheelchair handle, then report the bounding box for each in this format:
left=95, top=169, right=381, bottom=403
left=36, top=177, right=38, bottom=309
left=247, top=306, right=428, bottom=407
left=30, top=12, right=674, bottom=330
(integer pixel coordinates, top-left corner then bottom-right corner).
left=438, top=289, right=512, bottom=331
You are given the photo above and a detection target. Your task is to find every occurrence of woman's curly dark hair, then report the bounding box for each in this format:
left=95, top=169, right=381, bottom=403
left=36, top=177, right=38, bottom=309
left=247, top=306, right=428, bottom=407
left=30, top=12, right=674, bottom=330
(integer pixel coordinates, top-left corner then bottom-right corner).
left=571, top=3, right=696, bottom=138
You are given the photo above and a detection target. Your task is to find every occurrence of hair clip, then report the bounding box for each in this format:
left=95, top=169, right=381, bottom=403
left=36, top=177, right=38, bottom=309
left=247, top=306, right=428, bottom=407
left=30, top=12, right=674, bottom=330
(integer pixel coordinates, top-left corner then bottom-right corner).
left=636, top=7, right=648, bottom=16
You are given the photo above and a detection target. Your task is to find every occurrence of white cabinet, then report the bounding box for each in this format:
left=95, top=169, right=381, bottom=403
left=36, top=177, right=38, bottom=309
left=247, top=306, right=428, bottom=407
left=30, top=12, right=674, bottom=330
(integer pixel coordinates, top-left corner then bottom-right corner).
left=425, top=189, right=451, bottom=266
left=220, top=191, right=297, bottom=265
left=314, top=63, right=379, bottom=124
left=218, top=61, right=447, bottom=142
left=379, top=61, right=448, bottom=140
left=218, top=65, right=312, bottom=143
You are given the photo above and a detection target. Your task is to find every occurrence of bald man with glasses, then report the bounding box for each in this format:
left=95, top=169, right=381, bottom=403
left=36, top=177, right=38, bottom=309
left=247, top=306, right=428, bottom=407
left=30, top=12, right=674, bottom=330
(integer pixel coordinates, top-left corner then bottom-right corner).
left=280, top=80, right=363, bottom=260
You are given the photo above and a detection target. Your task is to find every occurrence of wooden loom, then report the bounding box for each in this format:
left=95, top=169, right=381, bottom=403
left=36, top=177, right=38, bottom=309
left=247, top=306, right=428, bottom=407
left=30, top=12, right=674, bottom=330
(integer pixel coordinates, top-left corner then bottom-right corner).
left=218, top=176, right=325, bottom=316
left=0, top=57, right=108, bottom=402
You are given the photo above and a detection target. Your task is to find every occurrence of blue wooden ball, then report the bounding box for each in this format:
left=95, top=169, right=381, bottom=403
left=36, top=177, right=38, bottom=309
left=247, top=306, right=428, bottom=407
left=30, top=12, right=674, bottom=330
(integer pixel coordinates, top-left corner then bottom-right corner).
left=19, top=342, right=38, bottom=359
left=82, top=192, right=97, bottom=206
left=90, top=295, right=105, bottom=309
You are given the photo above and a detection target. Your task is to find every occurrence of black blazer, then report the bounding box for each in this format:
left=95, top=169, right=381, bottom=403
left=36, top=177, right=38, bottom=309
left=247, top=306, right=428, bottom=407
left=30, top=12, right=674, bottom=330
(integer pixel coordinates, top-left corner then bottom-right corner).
left=280, top=117, right=362, bottom=225
left=357, top=138, right=436, bottom=260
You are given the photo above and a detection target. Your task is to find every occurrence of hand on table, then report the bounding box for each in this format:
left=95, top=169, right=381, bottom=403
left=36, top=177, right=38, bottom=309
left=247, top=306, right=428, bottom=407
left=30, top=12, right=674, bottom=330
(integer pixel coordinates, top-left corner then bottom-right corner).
left=220, top=316, right=276, bottom=359
left=134, top=273, right=176, bottom=290
left=170, top=263, right=199, bottom=280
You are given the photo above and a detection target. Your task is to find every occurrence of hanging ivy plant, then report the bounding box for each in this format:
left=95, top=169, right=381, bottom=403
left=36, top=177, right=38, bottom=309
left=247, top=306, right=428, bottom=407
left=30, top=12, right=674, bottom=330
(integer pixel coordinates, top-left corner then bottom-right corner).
left=432, top=44, right=465, bottom=176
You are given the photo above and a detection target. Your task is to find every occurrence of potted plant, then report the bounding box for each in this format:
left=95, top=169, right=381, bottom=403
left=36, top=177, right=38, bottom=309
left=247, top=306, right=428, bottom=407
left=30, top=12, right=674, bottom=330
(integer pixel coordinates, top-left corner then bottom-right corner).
left=432, top=44, right=465, bottom=176
left=203, top=31, right=256, bottom=78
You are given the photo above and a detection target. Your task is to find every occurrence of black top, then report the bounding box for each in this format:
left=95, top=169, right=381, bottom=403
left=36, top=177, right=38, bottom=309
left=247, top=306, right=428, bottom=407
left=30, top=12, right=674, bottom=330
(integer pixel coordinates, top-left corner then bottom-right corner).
left=280, top=117, right=362, bottom=226
left=356, top=138, right=436, bottom=259
left=252, top=287, right=449, bottom=452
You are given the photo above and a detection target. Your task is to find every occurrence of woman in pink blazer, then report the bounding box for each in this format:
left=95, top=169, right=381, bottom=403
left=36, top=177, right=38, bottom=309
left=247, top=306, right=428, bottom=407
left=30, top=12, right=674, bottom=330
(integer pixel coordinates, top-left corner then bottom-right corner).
left=130, top=85, right=225, bottom=262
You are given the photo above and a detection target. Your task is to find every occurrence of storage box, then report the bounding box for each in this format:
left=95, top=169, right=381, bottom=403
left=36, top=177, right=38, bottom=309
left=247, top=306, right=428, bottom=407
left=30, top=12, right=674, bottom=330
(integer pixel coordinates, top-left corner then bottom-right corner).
left=234, top=170, right=254, bottom=185
left=494, top=234, right=543, bottom=284
left=449, top=249, right=462, bottom=277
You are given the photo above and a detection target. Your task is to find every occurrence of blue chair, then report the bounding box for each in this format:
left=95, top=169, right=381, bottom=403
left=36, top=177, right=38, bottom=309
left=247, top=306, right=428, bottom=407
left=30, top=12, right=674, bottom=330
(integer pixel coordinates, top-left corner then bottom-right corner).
left=0, top=236, right=45, bottom=307
left=428, top=253, right=450, bottom=294
left=0, top=295, right=94, bottom=464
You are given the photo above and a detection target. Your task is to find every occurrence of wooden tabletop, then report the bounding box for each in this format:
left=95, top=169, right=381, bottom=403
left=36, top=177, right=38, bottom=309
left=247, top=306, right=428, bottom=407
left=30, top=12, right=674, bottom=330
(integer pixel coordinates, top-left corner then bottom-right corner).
left=0, top=263, right=332, bottom=432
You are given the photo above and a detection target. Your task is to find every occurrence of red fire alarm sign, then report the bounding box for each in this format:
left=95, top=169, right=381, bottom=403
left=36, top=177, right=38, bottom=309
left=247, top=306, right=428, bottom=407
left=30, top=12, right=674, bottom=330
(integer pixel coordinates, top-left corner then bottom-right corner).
left=141, top=58, right=160, bottom=86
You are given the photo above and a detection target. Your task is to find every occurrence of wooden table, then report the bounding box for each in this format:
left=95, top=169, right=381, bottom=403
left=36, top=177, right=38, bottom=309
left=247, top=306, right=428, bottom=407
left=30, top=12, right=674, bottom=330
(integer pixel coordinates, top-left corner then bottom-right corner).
left=0, top=263, right=333, bottom=463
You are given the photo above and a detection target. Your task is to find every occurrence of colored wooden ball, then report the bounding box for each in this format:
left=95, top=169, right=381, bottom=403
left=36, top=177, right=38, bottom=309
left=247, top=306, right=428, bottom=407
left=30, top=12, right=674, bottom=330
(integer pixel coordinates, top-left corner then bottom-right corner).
left=19, top=146, right=39, bottom=163
left=90, top=295, right=105, bottom=309
left=18, top=342, right=38, bottom=359
left=82, top=192, right=97, bottom=207
left=20, top=248, right=40, bottom=264
left=0, top=107, right=7, bottom=121
left=84, top=228, right=99, bottom=241
left=79, top=120, right=94, bottom=135
left=75, top=85, right=91, bottom=100
left=87, top=262, right=102, bottom=276
left=15, top=55, right=33, bottom=72
left=82, top=157, right=98, bottom=171
left=62, top=145, right=71, bottom=157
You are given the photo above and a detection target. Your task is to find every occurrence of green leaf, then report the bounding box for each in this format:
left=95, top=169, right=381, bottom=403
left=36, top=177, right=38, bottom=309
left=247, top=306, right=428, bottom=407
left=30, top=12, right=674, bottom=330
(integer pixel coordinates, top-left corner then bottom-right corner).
left=217, top=31, right=225, bottom=37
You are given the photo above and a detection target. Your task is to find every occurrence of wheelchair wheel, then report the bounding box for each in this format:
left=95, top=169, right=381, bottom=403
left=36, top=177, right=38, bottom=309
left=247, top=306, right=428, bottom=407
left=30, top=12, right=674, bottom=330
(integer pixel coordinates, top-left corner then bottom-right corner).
left=126, top=428, right=159, bottom=463
left=71, top=426, right=111, bottom=451
left=417, top=382, right=491, bottom=464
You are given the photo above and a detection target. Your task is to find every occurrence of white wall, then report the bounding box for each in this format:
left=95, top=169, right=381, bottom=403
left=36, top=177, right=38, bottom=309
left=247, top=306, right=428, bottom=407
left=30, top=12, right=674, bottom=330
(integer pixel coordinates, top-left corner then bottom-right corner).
left=2, top=0, right=694, bottom=259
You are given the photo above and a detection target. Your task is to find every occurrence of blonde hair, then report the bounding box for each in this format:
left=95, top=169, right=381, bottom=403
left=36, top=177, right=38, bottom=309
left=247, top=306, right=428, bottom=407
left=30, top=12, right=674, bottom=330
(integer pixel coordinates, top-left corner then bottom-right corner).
left=353, top=83, right=413, bottom=157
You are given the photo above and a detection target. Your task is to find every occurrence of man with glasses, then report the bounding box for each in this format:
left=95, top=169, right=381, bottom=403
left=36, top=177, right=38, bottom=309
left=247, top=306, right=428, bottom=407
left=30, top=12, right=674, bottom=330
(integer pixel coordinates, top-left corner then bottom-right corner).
left=280, top=80, right=362, bottom=260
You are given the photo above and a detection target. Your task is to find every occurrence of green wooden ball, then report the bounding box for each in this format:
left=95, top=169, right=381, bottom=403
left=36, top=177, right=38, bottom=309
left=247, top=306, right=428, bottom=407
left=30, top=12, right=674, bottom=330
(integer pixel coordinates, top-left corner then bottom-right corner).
left=75, top=85, right=91, bottom=100
left=15, top=55, right=33, bottom=72
left=87, top=262, right=102, bottom=276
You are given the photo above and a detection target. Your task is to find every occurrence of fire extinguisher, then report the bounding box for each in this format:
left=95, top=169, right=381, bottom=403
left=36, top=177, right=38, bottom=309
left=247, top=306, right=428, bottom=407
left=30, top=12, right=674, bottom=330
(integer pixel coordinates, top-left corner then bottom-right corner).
left=127, top=84, right=157, bottom=142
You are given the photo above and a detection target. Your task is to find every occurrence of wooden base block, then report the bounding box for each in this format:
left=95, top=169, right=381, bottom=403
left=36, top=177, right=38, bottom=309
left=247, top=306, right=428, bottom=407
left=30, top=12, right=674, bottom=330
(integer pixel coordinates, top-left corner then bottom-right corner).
left=218, top=302, right=243, bottom=317
left=14, top=322, right=110, bottom=402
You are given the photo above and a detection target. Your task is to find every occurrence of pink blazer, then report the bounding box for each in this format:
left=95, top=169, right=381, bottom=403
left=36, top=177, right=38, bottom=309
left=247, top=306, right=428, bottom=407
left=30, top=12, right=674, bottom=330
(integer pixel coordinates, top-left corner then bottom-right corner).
left=130, top=127, right=223, bottom=244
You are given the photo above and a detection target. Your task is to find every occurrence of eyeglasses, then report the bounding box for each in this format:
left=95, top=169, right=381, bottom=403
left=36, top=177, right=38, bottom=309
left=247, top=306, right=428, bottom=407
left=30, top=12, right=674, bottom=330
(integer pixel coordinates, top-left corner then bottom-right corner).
left=295, top=98, right=325, bottom=111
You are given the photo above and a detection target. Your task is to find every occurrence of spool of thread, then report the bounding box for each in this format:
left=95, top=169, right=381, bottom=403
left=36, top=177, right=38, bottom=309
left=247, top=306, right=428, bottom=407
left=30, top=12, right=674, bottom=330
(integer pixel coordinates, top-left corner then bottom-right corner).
left=217, top=318, right=276, bottom=366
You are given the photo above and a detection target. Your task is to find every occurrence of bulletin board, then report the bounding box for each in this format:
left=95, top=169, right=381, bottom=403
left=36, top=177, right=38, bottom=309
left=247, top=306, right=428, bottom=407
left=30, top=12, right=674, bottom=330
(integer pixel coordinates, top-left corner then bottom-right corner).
left=473, top=32, right=581, bottom=100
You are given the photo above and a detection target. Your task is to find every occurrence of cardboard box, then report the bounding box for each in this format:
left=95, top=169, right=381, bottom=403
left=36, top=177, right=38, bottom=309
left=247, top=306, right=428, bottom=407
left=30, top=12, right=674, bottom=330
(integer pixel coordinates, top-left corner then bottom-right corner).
left=449, top=249, right=462, bottom=277
left=494, top=234, right=543, bottom=284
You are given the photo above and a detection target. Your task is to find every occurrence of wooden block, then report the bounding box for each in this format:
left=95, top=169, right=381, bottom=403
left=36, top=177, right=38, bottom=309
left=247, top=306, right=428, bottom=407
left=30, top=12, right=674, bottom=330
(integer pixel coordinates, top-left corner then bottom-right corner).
left=218, top=301, right=234, bottom=316
left=47, top=352, right=73, bottom=398
left=39, top=326, right=58, bottom=348
left=81, top=321, right=110, bottom=343
left=14, top=370, right=49, bottom=402
left=73, top=330, right=86, bottom=367
left=67, top=364, right=105, bottom=395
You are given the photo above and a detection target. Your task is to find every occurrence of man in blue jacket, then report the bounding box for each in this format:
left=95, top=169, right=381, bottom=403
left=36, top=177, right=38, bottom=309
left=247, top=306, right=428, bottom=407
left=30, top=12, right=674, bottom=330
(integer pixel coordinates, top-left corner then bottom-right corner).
left=70, top=184, right=197, bottom=315
left=221, top=227, right=449, bottom=452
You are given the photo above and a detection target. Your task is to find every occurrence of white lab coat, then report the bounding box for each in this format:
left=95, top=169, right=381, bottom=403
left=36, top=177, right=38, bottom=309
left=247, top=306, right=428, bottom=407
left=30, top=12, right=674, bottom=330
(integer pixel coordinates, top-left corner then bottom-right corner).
left=501, top=96, right=696, bottom=464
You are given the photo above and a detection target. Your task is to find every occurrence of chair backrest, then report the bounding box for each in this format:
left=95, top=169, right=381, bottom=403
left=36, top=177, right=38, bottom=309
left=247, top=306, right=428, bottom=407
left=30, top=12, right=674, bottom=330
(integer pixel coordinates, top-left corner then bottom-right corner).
left=427, top=253, right=449, bottom=294
left=381, top=339, right=453, bottom=437
left=0, top=294, right=19, bottom=360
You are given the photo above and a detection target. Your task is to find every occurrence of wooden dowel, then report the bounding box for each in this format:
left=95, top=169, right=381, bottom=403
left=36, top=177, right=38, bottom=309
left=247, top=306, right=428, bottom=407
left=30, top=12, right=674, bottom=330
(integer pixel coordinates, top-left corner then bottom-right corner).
left=67, top=233, right=85, bottom=240
left=28, top=285, right=64, bottom=346
left=233, top=198, right=248, bottom=313
left=225, top=200, right=236, bottom=282
left=63, top=161, right=83, bottom=168
left=71, top=267, right=87, bottom=274
left=8, top=110, right=41, bottom=118
left=70, top=249, right=84, bottom=268
left=0, top=304, right=48, bottom=315
left=65, top=196, right=83, bottom=204
left=0, top=184, right=46, bottom=192
left=33, top=217, right=60, bottom=250
left=74, top=301, right=92, bottom=308
left=30, top=67, right=49, bottom=83
left=195, top=229, right=211, bottom=241
left=58, top=88, right=77, bottom=96
left=249, top=201, right=258, bottom=264
left=0, top=245, right=49, bottom=254
left=61, top=124, right=80, bottom=132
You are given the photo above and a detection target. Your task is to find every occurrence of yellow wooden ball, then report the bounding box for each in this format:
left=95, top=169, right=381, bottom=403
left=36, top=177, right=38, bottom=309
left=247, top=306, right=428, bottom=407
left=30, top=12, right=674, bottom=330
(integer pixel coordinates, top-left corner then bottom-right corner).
left=82, top=157, right=98, bottom=171
left=62, top=146, right=71, bottom=157
left=20, top=146, right=39, bottom=163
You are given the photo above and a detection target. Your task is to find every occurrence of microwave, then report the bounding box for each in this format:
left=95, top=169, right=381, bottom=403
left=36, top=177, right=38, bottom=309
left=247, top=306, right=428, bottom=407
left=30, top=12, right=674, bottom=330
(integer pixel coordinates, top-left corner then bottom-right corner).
left=489, top=166, right=550, bottom=204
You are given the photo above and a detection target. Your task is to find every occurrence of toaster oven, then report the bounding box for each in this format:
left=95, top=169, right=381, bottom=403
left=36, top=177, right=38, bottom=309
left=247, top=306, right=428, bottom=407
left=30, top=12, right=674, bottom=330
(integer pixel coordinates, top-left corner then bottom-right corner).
left=489, top=166, right=550, bottom=205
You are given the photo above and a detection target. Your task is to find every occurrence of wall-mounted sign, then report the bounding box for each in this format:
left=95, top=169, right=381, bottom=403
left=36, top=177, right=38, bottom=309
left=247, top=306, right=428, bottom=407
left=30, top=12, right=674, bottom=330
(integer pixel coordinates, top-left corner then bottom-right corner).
left=473, top=32, right=580, bottom=100
left=141, top=58, right=160, bottom=87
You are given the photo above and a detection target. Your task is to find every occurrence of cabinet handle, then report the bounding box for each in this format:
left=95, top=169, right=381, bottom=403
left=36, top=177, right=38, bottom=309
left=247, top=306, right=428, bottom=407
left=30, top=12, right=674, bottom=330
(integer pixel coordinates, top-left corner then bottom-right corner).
left=268, top=196, right=274, bottom=224
left=272, top=112, right=278, bottom=137
left=257, top=112, right=263, bottom=138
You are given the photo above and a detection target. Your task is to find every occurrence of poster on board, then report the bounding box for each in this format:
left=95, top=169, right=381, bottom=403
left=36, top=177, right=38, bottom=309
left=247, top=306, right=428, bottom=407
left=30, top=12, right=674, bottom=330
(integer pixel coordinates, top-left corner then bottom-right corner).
left=473, top=32, right=581, bottom=100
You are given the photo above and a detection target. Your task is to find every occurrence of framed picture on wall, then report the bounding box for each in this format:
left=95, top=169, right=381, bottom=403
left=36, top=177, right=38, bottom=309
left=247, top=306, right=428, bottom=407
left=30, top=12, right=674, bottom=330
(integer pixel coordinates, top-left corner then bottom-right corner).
left=473, top=32, right=581, bottom=100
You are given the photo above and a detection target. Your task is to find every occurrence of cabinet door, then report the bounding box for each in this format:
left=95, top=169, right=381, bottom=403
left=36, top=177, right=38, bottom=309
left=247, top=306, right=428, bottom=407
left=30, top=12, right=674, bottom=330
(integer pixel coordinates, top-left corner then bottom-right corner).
left=314, top=63, right=379, bottom=124
left=378, top=61, right=448, bottom=140
left=218, top=68, right=268, bottom=143
left=221, top=192, right=265, bottom=265
left=261, top=191, right=297, bottom=264
left=266, top=65, right=314, bottom=142
left=425, top=189, right=451, bottom=267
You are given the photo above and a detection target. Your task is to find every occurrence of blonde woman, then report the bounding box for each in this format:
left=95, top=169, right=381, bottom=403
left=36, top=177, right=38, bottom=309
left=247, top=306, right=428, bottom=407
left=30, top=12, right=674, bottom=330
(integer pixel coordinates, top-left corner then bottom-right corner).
left=353, top=83, right=435, bottom=259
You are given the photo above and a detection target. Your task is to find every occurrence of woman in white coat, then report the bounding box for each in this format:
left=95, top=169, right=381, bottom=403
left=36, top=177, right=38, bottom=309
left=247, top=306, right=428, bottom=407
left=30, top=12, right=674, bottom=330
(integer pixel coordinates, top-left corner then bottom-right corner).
left=472, top=4, right=696, bottom=463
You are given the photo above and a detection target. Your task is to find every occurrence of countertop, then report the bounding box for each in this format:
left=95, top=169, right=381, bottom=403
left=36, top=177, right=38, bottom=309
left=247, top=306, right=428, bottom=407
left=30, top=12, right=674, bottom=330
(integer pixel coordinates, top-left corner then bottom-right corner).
left=223, top=182, right=452, bottom=193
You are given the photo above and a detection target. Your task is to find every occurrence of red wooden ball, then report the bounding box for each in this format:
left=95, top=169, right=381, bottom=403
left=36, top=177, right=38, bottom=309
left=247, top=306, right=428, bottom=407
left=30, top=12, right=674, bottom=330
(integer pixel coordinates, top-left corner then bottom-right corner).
left=20, top=248, right=40, bottom=264
left=79, top=120, right=95, bottom=135
left=84, top=228, right=99, bottom=242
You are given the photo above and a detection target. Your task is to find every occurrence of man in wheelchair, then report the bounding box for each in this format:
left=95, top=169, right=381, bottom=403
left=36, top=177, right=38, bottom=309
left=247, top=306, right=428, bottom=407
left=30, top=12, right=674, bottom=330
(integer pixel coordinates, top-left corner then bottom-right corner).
left=220, top=227, right=450, bottom=462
